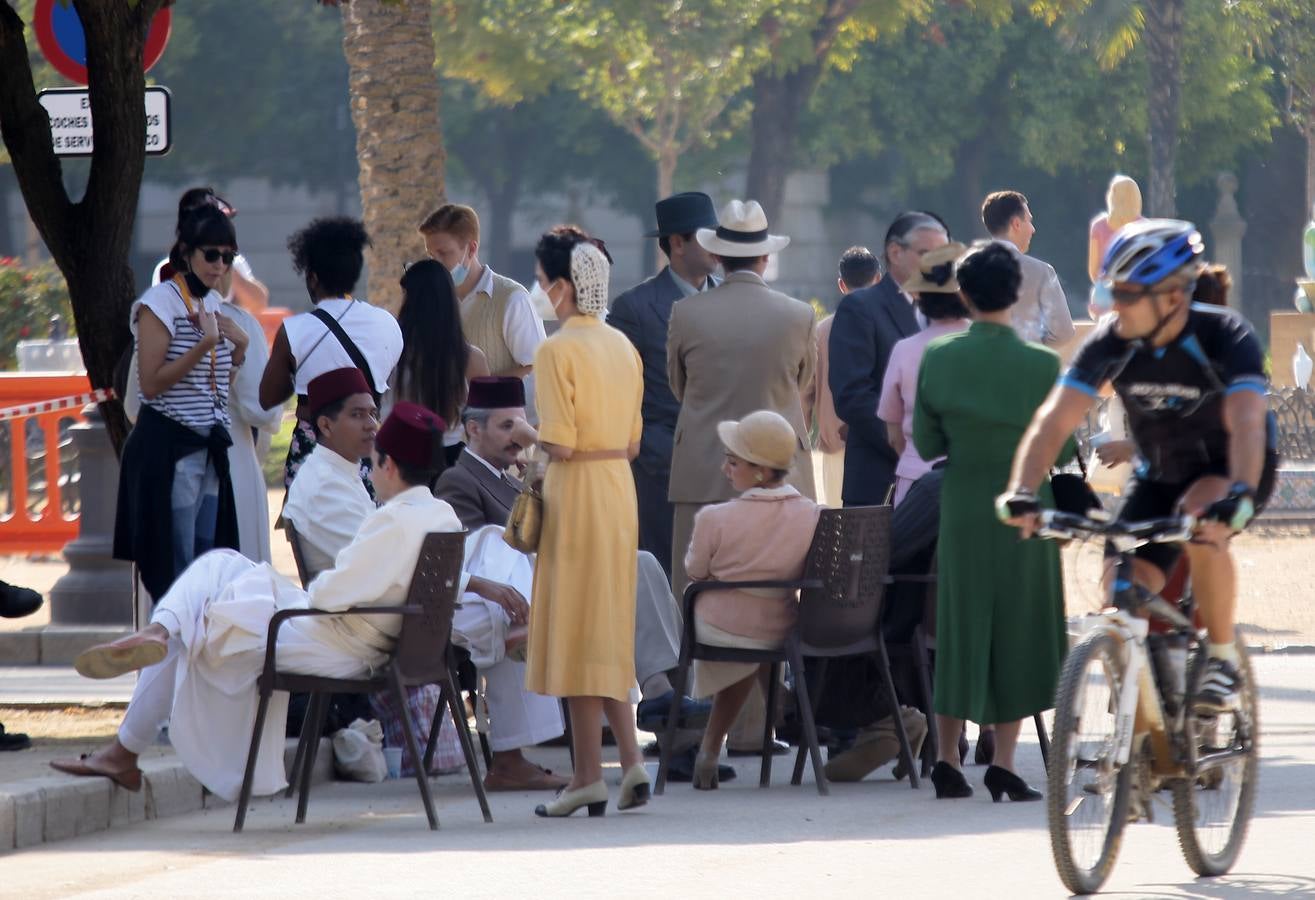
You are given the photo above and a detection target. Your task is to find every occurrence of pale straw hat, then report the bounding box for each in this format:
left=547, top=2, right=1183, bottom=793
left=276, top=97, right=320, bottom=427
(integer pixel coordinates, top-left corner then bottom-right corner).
left=696, top=199, right=790, bottom=257
left=901, top=241, right=967, bottom=294
left=716, top=410, right=797, bottom=471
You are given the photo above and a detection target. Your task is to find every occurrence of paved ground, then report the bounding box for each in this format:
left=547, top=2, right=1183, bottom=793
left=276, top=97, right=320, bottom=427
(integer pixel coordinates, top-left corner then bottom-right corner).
left=3, top=655, right=1313, bottom=898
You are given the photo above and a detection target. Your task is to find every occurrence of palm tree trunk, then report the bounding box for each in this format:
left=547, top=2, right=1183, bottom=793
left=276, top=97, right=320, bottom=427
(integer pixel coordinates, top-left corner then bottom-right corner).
left=339, top=0, right=445, bottom=314
left=1143, top=0, right=1184, bottom=217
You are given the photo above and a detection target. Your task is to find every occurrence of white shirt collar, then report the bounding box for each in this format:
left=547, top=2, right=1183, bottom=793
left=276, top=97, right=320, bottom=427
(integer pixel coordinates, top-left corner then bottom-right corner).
left=668, top=267, right=707, bottom=297
left=463, top=446, right=506, bottom=479
left=461, top=264, right=496, bottom=302
left=311, top=442, right=365, bottom=479
left=740, top=484, right=800, bottom=500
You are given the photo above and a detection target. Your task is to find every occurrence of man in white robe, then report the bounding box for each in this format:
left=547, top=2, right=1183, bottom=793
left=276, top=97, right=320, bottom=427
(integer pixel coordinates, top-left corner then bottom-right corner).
left=51, top=402, right=480, bottom=801
left=284, top=369, right=566, bottom=791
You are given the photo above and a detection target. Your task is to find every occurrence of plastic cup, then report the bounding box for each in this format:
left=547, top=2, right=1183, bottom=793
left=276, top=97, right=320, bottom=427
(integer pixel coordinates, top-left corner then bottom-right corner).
left=383, top=747, right=403, bottom=779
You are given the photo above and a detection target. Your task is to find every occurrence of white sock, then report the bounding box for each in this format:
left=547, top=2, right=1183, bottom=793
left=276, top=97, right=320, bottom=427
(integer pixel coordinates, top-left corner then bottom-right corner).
left=1207, top=641, right=1239, bottom=665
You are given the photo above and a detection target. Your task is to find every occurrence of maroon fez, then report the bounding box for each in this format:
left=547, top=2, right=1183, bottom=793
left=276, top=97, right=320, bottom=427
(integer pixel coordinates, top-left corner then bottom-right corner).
left=307, top=367, right=372, bottom=419
left=376, top=401, right=447, bottom=469
left=466, top=376, right=525, bottom=410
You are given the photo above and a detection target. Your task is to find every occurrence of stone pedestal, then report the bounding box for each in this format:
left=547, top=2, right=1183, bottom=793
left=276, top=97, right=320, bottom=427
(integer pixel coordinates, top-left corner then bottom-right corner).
left=46, top=406, right=133, bottom=626
left=1210, top=172, right=1246, bottom=312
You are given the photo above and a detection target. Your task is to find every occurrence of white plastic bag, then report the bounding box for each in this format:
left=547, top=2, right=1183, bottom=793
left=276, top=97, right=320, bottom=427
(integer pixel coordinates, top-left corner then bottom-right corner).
left=331, top=717, right=388, bottom=783
left=1086, top=396, right=1134, bottom=496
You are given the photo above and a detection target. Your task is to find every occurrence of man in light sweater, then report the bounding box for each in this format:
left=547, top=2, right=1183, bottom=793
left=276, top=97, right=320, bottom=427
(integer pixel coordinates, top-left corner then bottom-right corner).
left=419, top=204, right=546, bottom=419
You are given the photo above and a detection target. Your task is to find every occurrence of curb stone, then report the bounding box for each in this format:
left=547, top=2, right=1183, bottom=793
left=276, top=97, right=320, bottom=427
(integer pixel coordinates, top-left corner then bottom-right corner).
left=0, top=737, right=332, bottom=853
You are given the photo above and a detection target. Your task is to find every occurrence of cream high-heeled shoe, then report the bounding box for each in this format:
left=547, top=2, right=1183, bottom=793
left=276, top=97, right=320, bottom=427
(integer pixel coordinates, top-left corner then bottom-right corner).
left=616, top=764, right=651, bottom=811
left=692, top=751, right=720, bottom=790
left=534, top=779, right=608, bottom=818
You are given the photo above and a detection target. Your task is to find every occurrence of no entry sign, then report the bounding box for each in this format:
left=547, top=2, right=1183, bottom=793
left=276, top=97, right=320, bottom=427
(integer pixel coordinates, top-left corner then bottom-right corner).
left=33, top=0, right=172, bottom=85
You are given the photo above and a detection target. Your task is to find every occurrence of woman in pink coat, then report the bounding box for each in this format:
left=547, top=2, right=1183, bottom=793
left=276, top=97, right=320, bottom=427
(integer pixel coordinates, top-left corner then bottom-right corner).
left=683, top=410, right=822, bottom=789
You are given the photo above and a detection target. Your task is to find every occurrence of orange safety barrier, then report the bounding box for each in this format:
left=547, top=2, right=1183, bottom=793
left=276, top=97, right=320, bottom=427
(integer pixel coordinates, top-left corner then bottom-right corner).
left=0, top=373, right=93, bottom=554
left=256, top=307, right=291, bottom=347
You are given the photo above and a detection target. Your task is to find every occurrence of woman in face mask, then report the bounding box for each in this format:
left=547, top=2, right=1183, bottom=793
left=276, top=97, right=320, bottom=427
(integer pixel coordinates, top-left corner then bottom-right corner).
left=258, top=217, right=404, bottom=495
left=386, top=259, right=490, bottom=466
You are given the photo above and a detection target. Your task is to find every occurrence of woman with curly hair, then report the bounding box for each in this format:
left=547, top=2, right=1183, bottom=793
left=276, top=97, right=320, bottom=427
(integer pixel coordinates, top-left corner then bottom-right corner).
left=259, top=217, right=403, bottom=494
left=523, top=226, right=647, bottom=818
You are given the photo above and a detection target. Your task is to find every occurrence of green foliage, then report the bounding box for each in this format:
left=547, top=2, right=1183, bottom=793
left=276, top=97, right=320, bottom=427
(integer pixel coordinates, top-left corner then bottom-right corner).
left=0, top=256, right=74, bottom=370
left=807, top=0, right=1277, bottom=192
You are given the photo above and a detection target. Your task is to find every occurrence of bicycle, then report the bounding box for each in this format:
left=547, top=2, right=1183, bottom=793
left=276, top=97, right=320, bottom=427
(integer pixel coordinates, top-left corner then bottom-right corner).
left=1035, top=509, right=1259, bottom=895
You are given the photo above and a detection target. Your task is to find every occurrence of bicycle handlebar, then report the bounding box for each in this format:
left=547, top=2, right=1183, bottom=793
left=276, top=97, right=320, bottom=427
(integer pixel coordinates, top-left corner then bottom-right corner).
left=1035, top=509, right=1197, bottom=546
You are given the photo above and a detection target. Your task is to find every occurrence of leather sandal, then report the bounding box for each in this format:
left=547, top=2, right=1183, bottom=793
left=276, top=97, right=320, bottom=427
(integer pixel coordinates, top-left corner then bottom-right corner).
left=50, top=754, right=143, bottom=792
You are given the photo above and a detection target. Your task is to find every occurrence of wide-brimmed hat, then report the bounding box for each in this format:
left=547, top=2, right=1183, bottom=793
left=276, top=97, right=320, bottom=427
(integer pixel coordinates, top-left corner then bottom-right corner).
left=716, top=410, right=797, bottom=471
left=645, top=192, right=719, bottom=238
left=901, top=241, right=967, bottom=294
left=696, top=200, right=790, bottom=258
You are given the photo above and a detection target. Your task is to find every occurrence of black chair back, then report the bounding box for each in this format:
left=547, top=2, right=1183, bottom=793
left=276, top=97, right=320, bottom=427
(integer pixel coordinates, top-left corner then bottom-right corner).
left=284, top=521, right=314, bottom=589
left=394, top=531, right=467, bottom=685
left=797, top=505, right=892, bottom=650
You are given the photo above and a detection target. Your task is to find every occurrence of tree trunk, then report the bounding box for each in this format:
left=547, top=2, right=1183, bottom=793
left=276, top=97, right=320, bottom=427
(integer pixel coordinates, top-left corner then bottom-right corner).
left=0, top=0, right=166, bottom=451
left=1306, top=118, right=1315, bottom=216
left=744, top=64, right=821, bottom=223
left=656, top=147, right=677, bottom=206
left=1143, top=0, right=1183, bottom=218
left=339, top=0, right=445, bottom=314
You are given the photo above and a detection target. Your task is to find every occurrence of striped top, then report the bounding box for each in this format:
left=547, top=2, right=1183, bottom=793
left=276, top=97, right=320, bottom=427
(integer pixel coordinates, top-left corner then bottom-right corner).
left=131, top=279, right=232, bottom=431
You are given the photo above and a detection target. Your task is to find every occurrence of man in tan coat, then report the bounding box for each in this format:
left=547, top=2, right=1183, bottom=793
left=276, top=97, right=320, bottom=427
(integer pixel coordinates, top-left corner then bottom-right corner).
left=667, top=199, right=817, bottom=754
left=667, top=199, right=817, bottom=599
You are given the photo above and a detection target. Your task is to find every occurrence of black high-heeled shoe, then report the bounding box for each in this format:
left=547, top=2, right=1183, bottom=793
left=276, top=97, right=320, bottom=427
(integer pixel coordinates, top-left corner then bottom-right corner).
left=974, top=729, right=996, bottom=766
left=957, top=732, right=969, bottom=765
left=983, top=765, right=1042, bottom=802
left=930, top=761, right=973, bottom=799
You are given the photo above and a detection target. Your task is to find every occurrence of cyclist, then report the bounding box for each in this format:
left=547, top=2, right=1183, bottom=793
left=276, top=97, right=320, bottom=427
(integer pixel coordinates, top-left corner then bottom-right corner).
left=996, top=219, right=1277, bottom=714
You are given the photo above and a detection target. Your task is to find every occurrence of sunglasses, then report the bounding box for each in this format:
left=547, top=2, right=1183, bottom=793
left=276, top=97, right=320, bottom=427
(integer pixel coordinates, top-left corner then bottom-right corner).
left=199, top=248, right=236, bottom=266
left=1110, top=284, right=1177, bottom=306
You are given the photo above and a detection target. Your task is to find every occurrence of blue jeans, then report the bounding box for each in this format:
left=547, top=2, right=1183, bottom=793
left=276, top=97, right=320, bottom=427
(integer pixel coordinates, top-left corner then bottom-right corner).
left=170, top=449, right=220, bottom=577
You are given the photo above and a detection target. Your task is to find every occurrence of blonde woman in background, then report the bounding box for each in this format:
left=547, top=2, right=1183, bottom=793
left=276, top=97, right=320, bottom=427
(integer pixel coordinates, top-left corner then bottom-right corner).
left=1088, top=175, right=1143, bottom=283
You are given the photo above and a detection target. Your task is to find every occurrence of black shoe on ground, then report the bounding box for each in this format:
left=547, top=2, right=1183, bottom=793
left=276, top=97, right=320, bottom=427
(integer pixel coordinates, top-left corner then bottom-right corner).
left=0, top=582, right=43, bottom=619
left=727, top=738, right=790, bottom=757
left=664, top=745, right=736, bottom=783
left=0, top=724, right=32, bottom=752
left=1195, top=657, right=1240, bottom=714
left=635, top=691, right=712, bottom=732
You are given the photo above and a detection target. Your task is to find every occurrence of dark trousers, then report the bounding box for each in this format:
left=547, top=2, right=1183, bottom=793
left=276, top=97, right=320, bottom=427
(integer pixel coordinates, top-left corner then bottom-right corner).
left=633, top=463, right=674, bottom=581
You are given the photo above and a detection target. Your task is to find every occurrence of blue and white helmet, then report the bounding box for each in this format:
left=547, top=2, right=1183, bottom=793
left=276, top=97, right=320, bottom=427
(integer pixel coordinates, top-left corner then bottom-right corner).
left=1099, top=218, right=1205, bottom=287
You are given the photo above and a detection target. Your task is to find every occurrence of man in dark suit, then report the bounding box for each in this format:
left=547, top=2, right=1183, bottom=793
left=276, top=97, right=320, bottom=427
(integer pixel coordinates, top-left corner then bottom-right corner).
left=608, top=192, right=720, bottom=579
left=829, top=212, right=948, bottom=505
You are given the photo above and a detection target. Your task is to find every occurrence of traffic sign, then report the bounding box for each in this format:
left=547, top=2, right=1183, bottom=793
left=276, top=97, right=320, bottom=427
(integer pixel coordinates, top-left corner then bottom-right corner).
left=37, top=86, right=172, bottom=157
left=33, top=0, right=172, bottom=86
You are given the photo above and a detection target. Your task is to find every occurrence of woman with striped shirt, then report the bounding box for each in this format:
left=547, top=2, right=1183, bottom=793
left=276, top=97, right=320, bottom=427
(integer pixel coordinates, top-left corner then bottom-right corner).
left=114, top=206, right=248, bottom=601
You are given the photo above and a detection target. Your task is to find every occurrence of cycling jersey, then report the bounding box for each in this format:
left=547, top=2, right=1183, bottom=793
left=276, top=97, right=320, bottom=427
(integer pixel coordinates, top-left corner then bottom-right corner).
left=1060, top=304, right=1271, bottom=483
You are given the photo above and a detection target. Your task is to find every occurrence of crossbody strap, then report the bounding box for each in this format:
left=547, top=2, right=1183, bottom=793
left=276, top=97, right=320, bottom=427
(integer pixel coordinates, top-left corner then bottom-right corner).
left=310, top=305, right=379, bottom=401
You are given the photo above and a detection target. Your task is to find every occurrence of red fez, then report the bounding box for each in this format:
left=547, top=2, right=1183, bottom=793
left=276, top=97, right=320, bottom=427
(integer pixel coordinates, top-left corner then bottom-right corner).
left=466, top=376, right=525, bottom=410
left=307, top=367, right=372, bottom=419
left=376, top=401, right=447, bottom=469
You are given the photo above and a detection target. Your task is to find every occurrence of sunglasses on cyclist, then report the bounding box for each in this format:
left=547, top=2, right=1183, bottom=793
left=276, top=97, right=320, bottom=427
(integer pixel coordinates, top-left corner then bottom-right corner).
left=199, top=248, right=236, bottom=266
left=1110, top=284, right=1178, bottom=306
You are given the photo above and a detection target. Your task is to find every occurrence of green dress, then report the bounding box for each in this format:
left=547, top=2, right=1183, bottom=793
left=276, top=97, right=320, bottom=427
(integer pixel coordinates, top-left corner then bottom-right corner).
left=912, top=321, right=1069, bottom=724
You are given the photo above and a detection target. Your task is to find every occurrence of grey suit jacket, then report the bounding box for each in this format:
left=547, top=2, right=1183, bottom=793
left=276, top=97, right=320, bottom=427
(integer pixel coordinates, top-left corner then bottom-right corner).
left=666, top=270, right=817, bottom=504
left=1006, top=243, right=1075, bottom=346
left=432, top=448, right=521, bottom=530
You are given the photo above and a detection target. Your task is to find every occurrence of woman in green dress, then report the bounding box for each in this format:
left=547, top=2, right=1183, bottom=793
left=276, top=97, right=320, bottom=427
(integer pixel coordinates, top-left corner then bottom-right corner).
left=912, top=241, right=1069, bottom=802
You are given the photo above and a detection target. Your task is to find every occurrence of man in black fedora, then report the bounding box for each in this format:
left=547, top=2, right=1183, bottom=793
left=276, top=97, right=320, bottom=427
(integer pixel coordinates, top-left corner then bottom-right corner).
left=608, top=192, right=720, bottom=580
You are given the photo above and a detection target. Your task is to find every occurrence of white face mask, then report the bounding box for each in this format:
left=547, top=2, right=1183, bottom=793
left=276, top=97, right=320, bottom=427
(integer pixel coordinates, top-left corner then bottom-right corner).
left=530, top=280, right=558, bottom=316
left=449, top=250, right=471, bottom=286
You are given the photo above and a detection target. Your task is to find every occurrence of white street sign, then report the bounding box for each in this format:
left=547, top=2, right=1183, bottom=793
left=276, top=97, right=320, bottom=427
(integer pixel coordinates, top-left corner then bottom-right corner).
left=37, top=86, right=172, bottom=157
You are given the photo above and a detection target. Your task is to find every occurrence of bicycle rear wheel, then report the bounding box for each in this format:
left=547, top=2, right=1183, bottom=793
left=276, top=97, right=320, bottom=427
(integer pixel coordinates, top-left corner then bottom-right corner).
left=1048, top=628, right=1134, bottom=895
left=1172, top=640, right=1259, bottom=876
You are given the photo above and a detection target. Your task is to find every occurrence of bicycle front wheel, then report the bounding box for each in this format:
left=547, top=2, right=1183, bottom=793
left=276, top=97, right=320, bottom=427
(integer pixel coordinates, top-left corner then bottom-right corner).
left=1048, top=628, right=1134, bottom=896
left=1172, top=640, right=1259, bottom=876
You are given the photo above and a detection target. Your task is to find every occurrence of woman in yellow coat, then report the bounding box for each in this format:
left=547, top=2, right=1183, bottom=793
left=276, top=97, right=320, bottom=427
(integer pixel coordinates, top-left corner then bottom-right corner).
left=525, top=226, right=647, bottom=818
